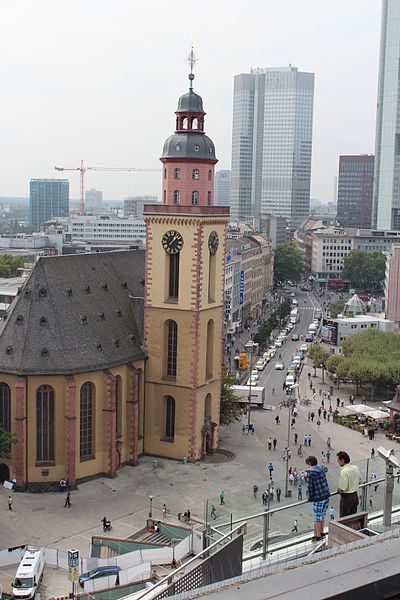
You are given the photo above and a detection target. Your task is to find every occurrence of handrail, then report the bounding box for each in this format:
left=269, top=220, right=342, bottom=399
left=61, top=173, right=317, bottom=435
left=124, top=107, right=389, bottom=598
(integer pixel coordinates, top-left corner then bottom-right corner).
left=132, top=523, right=245, bottom=600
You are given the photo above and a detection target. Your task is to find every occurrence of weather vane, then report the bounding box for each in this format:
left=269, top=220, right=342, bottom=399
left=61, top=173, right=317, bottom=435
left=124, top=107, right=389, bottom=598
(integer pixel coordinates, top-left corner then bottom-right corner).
left=187, top=46, right=197, bottom=90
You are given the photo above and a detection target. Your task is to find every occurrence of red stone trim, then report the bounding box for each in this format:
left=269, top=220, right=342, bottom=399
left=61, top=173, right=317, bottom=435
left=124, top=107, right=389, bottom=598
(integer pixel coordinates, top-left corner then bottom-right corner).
left=103, top=370, right=117, bottom=476
left=128, top=365, right=139, bottom=465
left=65, top=376, right=77, bottom=485
left=15, top=378, right=26, bottom=486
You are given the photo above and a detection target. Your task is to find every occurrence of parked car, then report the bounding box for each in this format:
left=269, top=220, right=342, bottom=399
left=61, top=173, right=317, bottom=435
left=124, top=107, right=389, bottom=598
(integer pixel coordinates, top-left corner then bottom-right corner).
left=300, top=286, right=309, bottom=292
left=275, top=361, right=284, bottom=370
left=79, top=566, right=121, bottom=587
left=292, top=299, right=298, bottom=306
left=291, top=333, right=299, bottom=341
left=305, top=333, right=314, bottom=342
left=285, top=374, right=296, bottom=388
left=275, top=339, right=283, bottom=348
left=287, top=363, right=297, bottom=374
left=251, top=369, right=259, bottom=380
left=300, top=343, right=308, bottom=353
left=256, top=359, right=266, bottom=371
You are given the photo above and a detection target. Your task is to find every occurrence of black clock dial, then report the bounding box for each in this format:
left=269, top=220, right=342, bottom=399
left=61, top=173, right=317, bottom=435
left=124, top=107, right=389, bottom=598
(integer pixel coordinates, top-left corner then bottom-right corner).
left=162, top=230, right=184, bottom=254
left=208, top=231, right=219, bottom=254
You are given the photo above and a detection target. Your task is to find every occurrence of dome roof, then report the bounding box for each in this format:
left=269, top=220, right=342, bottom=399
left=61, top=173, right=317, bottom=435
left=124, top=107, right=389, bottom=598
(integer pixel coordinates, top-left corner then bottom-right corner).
left=342, top=293, right=367, bottom=317
left=161, top=132, right=216, bottom=161
left=176, top=90, right=205, bottom=114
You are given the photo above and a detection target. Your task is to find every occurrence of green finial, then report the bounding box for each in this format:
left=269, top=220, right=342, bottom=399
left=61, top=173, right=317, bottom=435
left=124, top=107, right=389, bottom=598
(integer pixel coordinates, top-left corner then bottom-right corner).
left=187, top=46, right=196, bottom=90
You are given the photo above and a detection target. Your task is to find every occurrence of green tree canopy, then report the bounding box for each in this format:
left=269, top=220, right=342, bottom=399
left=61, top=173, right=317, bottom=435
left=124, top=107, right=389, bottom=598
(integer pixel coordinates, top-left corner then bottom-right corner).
left=219, top=368, right=242, bottom=425
left=273, top=242, right=304, bottom=284
left=308, top=342, right=330, bottom=376
left=342, top=249, right=386, bottom=292
left=0, top=254, right=25, bottom=278
left=325, top=329, right=400, bottom=398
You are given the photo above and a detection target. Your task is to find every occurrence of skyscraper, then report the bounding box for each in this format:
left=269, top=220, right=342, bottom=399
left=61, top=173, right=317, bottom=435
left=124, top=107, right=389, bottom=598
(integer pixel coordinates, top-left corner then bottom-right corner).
left=214, top=170, right=231, bottom=206
left=29, top=179, right=69, bottom=231
left=337, top=155, right=374, bottom=229
left=230, top=66, right=314, bottom=229
left=373, top=0, right=400, bottom=230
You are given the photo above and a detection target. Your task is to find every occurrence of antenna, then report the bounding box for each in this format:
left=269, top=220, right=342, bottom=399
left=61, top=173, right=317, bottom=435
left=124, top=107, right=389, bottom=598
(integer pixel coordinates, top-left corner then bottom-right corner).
left=187, top=46, right=197, bottom=90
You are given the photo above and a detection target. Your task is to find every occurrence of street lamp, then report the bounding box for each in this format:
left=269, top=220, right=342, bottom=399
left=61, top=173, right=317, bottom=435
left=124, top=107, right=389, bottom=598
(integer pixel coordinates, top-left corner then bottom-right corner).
left=284, top=383, right=299, bottom=498
left=148, top=495, right=153, bottom=519
left=320, top=363, right=325, bottom=384
left=245, top=341, right=255, bottom=431
left=377, top=447, right=400, bottom=527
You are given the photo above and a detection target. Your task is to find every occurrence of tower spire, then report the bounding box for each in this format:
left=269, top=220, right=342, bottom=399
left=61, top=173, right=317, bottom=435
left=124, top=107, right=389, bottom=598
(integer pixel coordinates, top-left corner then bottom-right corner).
left=187, top=46, right=196, bottom=90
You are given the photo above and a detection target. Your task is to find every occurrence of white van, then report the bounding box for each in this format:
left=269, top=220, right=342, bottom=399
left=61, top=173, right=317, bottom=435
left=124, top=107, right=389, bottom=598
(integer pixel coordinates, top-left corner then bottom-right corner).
left=13, top=548, right=45, bottom=600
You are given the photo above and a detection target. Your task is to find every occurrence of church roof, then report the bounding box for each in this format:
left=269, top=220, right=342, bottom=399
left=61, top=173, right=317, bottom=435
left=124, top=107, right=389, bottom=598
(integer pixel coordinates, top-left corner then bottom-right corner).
left=0, top=250, right=146, bottom=375
left=176, top=89, right=205, bottom=114
left=161, top=132, right=216, bottom=161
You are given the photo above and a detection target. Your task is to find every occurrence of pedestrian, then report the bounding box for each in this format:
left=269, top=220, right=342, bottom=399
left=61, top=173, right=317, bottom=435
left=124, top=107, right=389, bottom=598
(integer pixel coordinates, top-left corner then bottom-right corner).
left=329, top=506, right=335, bottom=520
left=307, top=412, right=311, bottom=422
left=326, top=437, right=331, bottom=449
left=319, top=388, right=322, bottom=397
left=309, top=380, right=313, bottom=390
left=308, top=434, right=312, bottom=447
left=294, top=433, right=298, bottom=445
left=211, top=505, right=217, bottom=519
left=304, top=434, right=308, bottom=446
left=336, top=451, right=362, bottom=517
left=308, top=372, right=311, bottom=379
left=298, top=483, right=303, bottom=500
left=273, top=437, right=277, bottom=451
left=291, top=418, right=296, bottom=429
left=326, top=450, right=331, bottom=464
left=272, top=387, right=275, bottom=396
left=275, top=415, right=280, bottom=425
left=262, top=491, right=267, bottom=506
left=310, top=412, right=315, bottom=422
left=64, top=492, right=71, bottom=508
left=321, top=450, right=326, bottom=463
left=269, top=485, right=275, bottom=502
left=316, top=419, right=321, bottom=429
left=305, top=455, right=330, bottom=542
left=242, top=425, right=246, bottom=435
left=292, top=519, right=298, bottom=533
left=251, top=424, right=255, bottom=435
left=336, top=398, right=340, bottom=408
left=276, top=487, right=281, bottom=502
left=268, top=437, right=272, bottom=451
left=371, top=447, right=375, bottom=459
left=289, top=472, right=294, bottom=486
left=220, top=491, right=225, bottom=505
left=369, top=496, right=374, bottom=510
left=8, top=495, right=13, bottom=511
left=371, top=472, right=377, bottom=481
left=318, top=408, right=322, bottom=418
left=323, top=410, right=327, bottom=420
left=267, top=462, right=274, bottom=478
left=253, top=484, right=259, bottom=498
left=59, top=478, right=67, bottom=493
left=327, top=412, right=331, bottom=422
left=163, top=503, right=167, bottom=518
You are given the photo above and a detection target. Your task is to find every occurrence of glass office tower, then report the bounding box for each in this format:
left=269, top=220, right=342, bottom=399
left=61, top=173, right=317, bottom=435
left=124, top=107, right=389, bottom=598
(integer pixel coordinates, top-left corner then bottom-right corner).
left=230, top=66, right=314, bottom=230
left=29, top=179, right=69, bottom=231
left=373, top=0, right=400, bottom=230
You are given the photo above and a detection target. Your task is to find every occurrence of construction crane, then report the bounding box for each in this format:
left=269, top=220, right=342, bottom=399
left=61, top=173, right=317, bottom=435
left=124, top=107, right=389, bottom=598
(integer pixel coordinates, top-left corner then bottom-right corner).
left=54, top=159, right=161, bottom=215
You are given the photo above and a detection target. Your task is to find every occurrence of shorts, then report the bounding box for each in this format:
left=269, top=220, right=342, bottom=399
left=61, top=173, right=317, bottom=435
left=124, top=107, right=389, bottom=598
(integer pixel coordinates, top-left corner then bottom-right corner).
left=313, top=498, right=329, bottom=522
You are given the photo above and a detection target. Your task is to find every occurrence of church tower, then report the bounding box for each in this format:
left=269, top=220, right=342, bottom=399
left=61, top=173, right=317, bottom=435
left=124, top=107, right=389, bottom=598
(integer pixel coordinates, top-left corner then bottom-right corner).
left=143, top=52, right=229, bottom=461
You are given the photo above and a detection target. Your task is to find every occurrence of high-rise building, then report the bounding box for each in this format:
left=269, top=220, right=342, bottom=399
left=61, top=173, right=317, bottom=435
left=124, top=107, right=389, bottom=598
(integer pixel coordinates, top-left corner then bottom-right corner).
left=373, top=0, right=400, bottom=230
left=29, top=179, right=69, bottom=231
left=214, top=170, right=231, bottom=206
left=337, top=155, right=374, bottom=228
left=85, top=188, right=103, bottom=212
left=230, top=66, right=314, bottom=229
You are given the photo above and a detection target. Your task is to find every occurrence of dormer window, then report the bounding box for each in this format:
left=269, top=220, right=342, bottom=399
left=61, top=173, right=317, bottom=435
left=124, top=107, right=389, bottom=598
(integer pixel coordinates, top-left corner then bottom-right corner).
left=194, top=145, right=200, bottom=152
left=16, top=315, right=24, bottom=324
left=175, top=144, right=181, bottom=152
left=39, top=288, right=47, bottom=298
left=40, top=317, right=47, bottom=326
left=41, top=347, right=49, bottom=357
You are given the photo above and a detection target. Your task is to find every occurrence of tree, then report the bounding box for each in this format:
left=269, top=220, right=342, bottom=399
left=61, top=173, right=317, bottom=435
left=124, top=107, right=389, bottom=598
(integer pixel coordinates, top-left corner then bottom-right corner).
left=273, top=242, right=304, bottom=284
left=219, top=368, right=242, bottom=425
left=254, top=320, right=272, bottom=350
left=342, top=249, right=386, bottom=292
left=0, top=254, right=25, bottom=278
left=308, top=343, right=330, bottom=378
left=0, top=426, right=17, bottom=457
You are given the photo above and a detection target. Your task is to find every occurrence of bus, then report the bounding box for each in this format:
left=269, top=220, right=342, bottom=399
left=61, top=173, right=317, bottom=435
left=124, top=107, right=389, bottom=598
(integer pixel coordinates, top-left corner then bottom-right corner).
left=232, top=386, right=265, bottom=408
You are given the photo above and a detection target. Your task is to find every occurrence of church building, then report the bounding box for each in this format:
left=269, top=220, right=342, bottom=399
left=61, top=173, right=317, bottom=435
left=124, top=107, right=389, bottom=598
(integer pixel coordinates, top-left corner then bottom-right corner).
left=0, top=61, right=229, bottom=488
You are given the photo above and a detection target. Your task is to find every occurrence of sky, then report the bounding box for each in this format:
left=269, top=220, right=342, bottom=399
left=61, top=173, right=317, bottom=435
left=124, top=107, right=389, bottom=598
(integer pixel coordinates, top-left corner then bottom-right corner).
left=0, top=0, right=381, bottom=203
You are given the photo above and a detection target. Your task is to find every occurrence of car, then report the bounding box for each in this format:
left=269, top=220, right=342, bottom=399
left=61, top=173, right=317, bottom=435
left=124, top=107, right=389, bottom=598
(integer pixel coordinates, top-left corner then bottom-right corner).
left=269, top=347, right=276, bottom=358
left=251, top=369, right=259, bottom=380
left=291, top=333, right=299, bottom=341
left=285, top=375, right=296, bottom=388
left=293, top=354, right=303, bottom=362
left=292, top=299, right=298, bottom=305
left=262, top=353, right=271, bottom=363
left=275, top=361, right=284, bottom=370
left=305, top=333, right=314, bottom=342
left=300, top=286, right=309, bottom=292
left=300, top=343, right=308, bottom=353
left=246, top=376, right=258, bottom=386
left=274, top=339, right=283, bottom=347
left=290, top=292, right=296, bottom=297
left=287, top=364, right=296, bottom=373
left=79, top=566, right=121, bottom=587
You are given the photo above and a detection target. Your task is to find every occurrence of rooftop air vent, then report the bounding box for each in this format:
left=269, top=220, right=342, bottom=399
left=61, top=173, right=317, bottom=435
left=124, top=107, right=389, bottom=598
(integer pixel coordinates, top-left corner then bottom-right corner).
left=113, top=338, right=120, bottom=348
left=85, top=286, right=91, bottom=294
left=122, top=281, right=128, bottom=289
left=39, top=317, right=47, bottom=326
left=66, top=288, right=73, bottom=297
left=115, top=309, right=122, bottom=317
left=39, top=288, right=47, bottom=298
left=24, top=290, right=31, bottom=297
left=16, top=315, right=24, bottom=324
left=81, top=315, right=88, bottom=325
left=96, top=343, right=102, bottom=352
left=5, top=346, right=13, bottom=355
left=41, top=347, right=49, bottom=357
left=101, top=283, right=108, bottom=291
left=129, top=334, right=136, bottom=343
left=98, top=312, right=105, bottom=321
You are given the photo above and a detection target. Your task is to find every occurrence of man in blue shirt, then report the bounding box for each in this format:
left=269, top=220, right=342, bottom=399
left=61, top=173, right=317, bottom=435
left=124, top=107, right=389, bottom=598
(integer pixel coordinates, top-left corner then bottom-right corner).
left=305, top=455, right=330, bottom=541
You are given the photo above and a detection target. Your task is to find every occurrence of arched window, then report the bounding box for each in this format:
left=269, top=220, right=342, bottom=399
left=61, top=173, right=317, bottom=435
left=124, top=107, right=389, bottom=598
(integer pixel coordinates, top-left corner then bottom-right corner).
left=182, top=117, right=188, bottom=129
left=204, top=393, right=212, bottom=418
left=36, top=385, right=55, bottom=463
left=191, top=117, right=198, bottom=129
left=208, top=169, right=212, bottom=181
left=165, top=396, right=175, bottom=440
left=192, top=191, right=199, bottom=205
left=206, top=320, right=214, bottom=379
left=174, top=168, right=181, bottom=180
left=115, top=375, right=122, bottom=438
left=166, top=320, right=178, bottom=377
left=163, top=189, right=166, bottom=204
left=80, top=382, right=94, bottom=459
left=0, top=383, right=11, bottom=454
left=168, top=254, right=180, bottom=299
left=164, top=168, right=167, bottom=179
left=192, top=168, right=199, bottom=180
left=207, top=191, right=212, bottom=205
left=173, top=190, right=180, bottom=205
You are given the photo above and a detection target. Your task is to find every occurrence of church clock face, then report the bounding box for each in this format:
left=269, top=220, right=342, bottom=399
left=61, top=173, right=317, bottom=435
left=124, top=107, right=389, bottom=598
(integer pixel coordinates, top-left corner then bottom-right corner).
left=208, top=231, right=219, bottom=254
left=162, top=230, right=184, bottom=254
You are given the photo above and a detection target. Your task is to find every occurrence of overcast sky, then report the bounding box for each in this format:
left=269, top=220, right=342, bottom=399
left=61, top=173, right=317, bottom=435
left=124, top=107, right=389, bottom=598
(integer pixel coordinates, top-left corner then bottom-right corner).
left=0, top=0, right=381, bottom=203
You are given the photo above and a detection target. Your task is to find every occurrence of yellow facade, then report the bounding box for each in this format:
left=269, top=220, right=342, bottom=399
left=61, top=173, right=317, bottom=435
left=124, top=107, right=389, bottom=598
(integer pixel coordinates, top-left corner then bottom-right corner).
left=144, top=206, right=229, bottom=461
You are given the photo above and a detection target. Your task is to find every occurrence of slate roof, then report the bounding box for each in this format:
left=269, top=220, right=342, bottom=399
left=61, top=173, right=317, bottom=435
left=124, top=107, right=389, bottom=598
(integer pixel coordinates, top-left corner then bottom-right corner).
left=161, top=132, right=216, bottom=161
left=0, top=250, right=146, bottom=375
left=176, top=90, right=205, bottom=114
